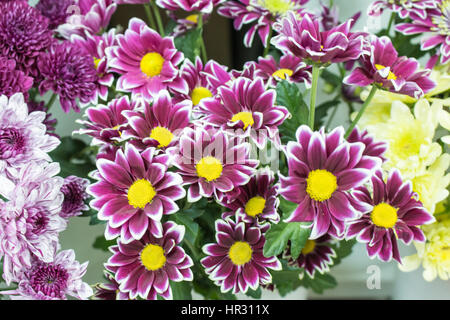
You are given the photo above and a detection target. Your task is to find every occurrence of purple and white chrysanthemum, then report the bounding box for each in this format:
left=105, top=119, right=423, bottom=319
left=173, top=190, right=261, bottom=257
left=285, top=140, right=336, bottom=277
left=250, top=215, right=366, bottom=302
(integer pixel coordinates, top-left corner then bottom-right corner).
left=174, top=126, right=258, bottom=202
left=0, top=93, right=60, bottom=175
left=105, top=222, right=193, bottom=300
left=57, top=0, right=117, bottom=39
left=396, top=0, right=450, bottom=64
left=121, top=90, right=192, bottom=152
left=107, top=18, right=185, bottom=100
left=88, top=144, right=186, bottom=242
left=60, top=176, right=90, bottom=219
left=37, top=42, right=98, bottom=113
left=36, top=0, right=74, bottom=29
left=71, top=29, right=118, bottom=105
left=201, top=216, right=281, bottom=294
left=196, top=77, right=290, bottom=148
left=0, top=57, right=33, bottom=99
left=347, top=170, right=435, bottom=262
left=346, top=126, right=387, bottom=162
left=93, top=271, right=131, bottom=300
left=0, top=162, right=66, bottom=284
left=271, top=12, right=367, bottom=65
left=279, top=125, right=381, bottom=239
left=221, top=167, right=280, bottom=224
left=0, top=0, right=53, bottom=76
left=283, top=235, right=336, bottom=278
left=343, top=36, right=436, bottom=98
left=368, top=0, right=439, bottom=19
left=252, top=54, right=311, bottom=88
left=26, top=101, right=58, bottom=138
left=157, top=0, right=223, bottom=14
left=218, top=0, right=309, bottom=47
left=77, top=96, right=137, bottom=145
left=167, top=12, right=210, bottom=38
left=0, top=249, right=93, bottom=300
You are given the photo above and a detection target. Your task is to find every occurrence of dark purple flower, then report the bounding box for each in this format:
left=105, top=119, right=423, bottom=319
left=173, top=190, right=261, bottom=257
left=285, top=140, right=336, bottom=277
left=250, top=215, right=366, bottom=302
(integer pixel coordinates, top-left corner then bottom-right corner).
left=0, top=0, right=53, bottom=76
left=347, top=170, right=435, bottom=262
left=37, top=42, right=98, bottom=113
left=93, top=271, right=131, bottom=300
left=346, top=126, right=387, bottom=162
left=60, top=175, right=90, bottom=219
left=36, top=0, right=74, bottom=29
left=344, top=35, right=436, bottom=99
left=271, top=12, right=367, bottom=66
left=0, top=57, right=33, bottom=99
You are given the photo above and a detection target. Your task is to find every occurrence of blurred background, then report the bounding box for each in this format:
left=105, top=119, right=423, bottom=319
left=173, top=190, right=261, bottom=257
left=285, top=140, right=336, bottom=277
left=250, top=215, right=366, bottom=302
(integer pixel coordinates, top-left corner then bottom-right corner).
left=49, top=0, right=450, bottom=299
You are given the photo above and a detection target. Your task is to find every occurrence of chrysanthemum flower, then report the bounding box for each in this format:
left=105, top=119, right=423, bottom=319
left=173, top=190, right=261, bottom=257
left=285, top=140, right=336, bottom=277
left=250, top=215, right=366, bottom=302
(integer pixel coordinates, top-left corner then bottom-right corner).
left=121, top=90, right=192, bottom=152
left=196, top=77, right=290, bottom=148
left=221, top=167, right=280, bottom=224
left=201, top=216, right=281, bottom=294
left=252, top=54, right=311, bottom=88
left=57, top=0, right=117, bottom=39
left=0, top=249, right=93, bottom=300
left=157, top=0, right=222, bottom=14
left=347, top=170, right=435, bottom=262
left=279, top=125, right=381, bottom=239
left=283, top=235, right=336, bottom=278
left=399, top=218, right=450, bottom=281
left=368, top=0, right=438, bottom=19
left=71, top=29, right=118, bottom=105
left=168, top=12, right=210, bottom=38
left=0, top=0, right=52, bottom=76
left=88, top=144, right=185, bottom=241
left=60, top=176, right=90, bottom=219
left=0, top=161, right=66, bottom=284
left=396, top=0, right=450, bottom=64
left=0, top=57, right=33, bottom=99
left=27, top=101, right=58, bottom=138
left=77, top=96, right=137, bottom=145
left=174, top=126, right=258, bottom=202
left=36, top=0, right=74, bottom=29
left=37, top=42, right=98, bottom=113
left=107, top=18, right=185, bottom=100
left=346, top=127, right=387, bottom=162
left=0, top=93, right=60, bottom=174
left=271, top=12, right=366, bottom=66
left=93, top=271, right=132, bottom=300
left=106, top=222, right=193, bottom=300
left=344, top=36, right=436, bottom=98
left=218, top=0, right=309, bottom=47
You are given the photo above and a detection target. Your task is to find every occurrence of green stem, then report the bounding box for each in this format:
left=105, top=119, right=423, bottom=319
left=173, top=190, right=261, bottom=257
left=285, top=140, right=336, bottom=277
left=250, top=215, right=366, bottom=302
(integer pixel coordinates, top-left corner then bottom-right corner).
left=184, top=238, right=201, bottom=261
left=263, top=27, right=273, bottom=57
left=143, top=3, right=157, bottom=30
left=197, top=14, right=208, bottom=63
left=385, top=12, right=395, bottom=36
left=150, top=0, right=165, bottom=36
left=344, top=86, right=378, bottom=138
left=46, top=93, right=58, bottom=110
left=309, top=65, right=321, bottom=130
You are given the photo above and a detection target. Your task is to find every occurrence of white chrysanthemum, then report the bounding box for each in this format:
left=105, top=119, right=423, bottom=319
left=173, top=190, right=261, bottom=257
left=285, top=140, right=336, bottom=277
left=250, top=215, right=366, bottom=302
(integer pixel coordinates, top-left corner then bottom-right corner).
left=399, top=219, right=450, bottom=282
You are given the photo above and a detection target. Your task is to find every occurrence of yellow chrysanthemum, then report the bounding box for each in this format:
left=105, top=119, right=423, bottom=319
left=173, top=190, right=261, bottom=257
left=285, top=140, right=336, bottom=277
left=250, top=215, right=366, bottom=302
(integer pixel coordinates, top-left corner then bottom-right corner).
left=363, top=99, right=443, bottom=180
left=399, top=219, right=450, bottom=282
left=438, top=108, right=450, bottom=145
left=411, top=153, right=450, bottom=214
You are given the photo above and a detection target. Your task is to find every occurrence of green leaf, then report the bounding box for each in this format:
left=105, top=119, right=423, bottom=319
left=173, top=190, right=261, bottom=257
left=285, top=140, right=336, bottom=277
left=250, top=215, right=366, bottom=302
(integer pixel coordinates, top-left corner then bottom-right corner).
left=92, top=236, right=116, bottom=252
left=289, top=227, right=311, bottom=260
left=300, top=272, right=338, bottom=294
left=170, top=281, right=193, bottom=300
left=244, top=287, right=262, bottom=299
left=278, top=198, right=298, bottom=219
left=263, top=222, right=309, bottom=258
left=314, top=99, right=340, bottom=129
left=174, top=28, right=203, bottom=62
left=175, top=213, right=199, bottom=245
left=330, top=239, right=357, bottom=268
left=320, top=69, right=341, bottom=87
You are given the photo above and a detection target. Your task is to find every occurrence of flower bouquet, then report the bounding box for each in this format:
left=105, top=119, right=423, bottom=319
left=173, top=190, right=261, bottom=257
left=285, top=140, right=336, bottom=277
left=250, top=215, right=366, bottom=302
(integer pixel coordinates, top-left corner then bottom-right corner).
left=0, top=0, right=448, bottom=300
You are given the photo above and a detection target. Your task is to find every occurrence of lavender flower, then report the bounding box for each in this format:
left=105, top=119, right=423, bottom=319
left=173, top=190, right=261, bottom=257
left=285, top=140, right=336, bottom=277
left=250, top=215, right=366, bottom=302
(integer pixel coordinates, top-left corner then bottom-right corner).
left=60, top=176, right=90, bottom=219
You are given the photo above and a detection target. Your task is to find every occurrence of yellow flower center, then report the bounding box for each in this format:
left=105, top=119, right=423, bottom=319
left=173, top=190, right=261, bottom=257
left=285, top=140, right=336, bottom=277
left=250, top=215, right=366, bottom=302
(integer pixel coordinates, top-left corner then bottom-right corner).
left=229, top=241, right=253, bottom=265
left=231, top=112, right=254, bottom=129
left=259, top=0, right=295, bottom=15
left=301, top=240, right=316, bottom=255
left=196, top=156, right=223, bottom=181
left=93, top=57, right=101, bottom=69
left=140, top=52, right=165, bottom=77
left=190, top=86, right=213, bottom=105
left=244, top=196, right=266, bottom=217
left=150, top=126, right=174, bottom=148
left=272, top=68, right=293, bottom=80
left=140, top=244, right=166, bottom=271
left=375, top=64, right=397, bottom=80
left=371, top=203, right=398, bottom=228
left=127, top=179, right=156, bottom=209
left=306, top=169, right=338, bottom=202
left=185, top=14, right=198, bottom=24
